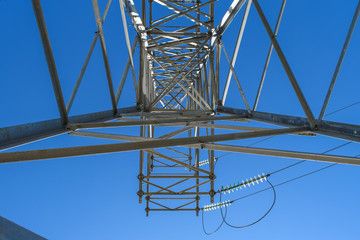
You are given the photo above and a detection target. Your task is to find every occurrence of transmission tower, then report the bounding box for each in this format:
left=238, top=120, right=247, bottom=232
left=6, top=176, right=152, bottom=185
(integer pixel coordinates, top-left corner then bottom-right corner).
left=1, top=0, right=360, bottom=218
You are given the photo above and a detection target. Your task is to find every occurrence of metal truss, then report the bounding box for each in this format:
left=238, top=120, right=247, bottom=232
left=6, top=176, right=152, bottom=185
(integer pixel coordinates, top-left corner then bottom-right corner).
left=1, top=0, right=360, bottom=216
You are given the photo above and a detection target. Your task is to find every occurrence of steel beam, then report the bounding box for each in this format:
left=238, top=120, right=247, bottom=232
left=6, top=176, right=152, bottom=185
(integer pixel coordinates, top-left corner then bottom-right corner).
left=319, top=0, right=360, bottom=120
left=252, top=0, right=317, bottom=129
left=67, top=115, right=246, bottom=129
left=0, top=127, right=309, bottom=163
left=0, top=106, right=137, bottom=151
left=222, top=0, right=251, bottom=105
left=218, top=106, right=360, bottom=142
left=31, top=0, right=68, bottom=125
left=203, top=143, right=360, bottom=166
left=253, top=0, right=286, bottom=111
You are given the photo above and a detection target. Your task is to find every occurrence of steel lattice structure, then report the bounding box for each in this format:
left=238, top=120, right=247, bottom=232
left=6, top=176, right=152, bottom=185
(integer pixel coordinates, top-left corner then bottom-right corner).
left=1, top=0, right=360, bottom=216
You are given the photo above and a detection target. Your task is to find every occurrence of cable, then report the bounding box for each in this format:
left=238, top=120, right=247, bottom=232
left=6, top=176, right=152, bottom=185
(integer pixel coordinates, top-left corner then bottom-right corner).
left=214, top=136, right=275, bottom=169
left=232, top=163, right=337, bottom=203
left=268, top=141, right=352, bottom=176
left=201, top=202, right=228, bottom=235
left=219, top=179, right=276, bottom=228
left=324, top=100, right=360, bottom=117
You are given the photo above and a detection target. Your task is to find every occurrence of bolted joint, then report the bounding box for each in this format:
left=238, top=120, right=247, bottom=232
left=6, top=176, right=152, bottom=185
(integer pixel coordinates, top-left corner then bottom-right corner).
left=209, top=190, right=216, bottom=197
left=195, top=207, right=200, bottom=215
left=195, top=195, right=200, bottom=201
left=137, top=174, right=145, bottom=180
left=137, top=190, right=144, bottom=197
left=145, top=196, right=150, bottom=201
left=200, top=143, right=205, bottom=149
left=209, top=174, right=216, bottom=180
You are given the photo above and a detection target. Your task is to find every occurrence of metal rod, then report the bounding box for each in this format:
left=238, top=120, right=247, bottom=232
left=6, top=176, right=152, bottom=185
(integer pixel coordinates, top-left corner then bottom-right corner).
left=253, top=0, right=286, bottom=111
left=66, top=0, right=113, bottom=114
left=252, top=0, right=317, bottom=129
left=318, top=0, right=360, bottom=120
left=222, top=0, right=252, bottom=105
left=0, top=127, right=310, bottom=163
left=31, top=0, right=68, bottom=125
left=92, top=0, right=118, bottom=114
left=220, top=41, right=251, bottom=113
left=115, top=36, right=139, bottom=104
left=119, top=0, right=139, bottom=102
left=203, top=143, right=360, bottom=166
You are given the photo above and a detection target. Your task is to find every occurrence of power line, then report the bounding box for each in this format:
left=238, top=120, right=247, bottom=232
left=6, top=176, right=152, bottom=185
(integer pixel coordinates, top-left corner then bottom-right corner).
left=219, top=180, right=276, bottom=229
left=324, top=100, right=360, bottom=117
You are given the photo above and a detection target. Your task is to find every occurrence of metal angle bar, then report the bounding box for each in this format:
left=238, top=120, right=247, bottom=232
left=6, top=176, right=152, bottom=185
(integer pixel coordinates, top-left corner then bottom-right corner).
left=145, top=192, right=209, bottom=195
left=145, top=175, right=209, bottom=179
left=152, top=0, right=213, bottom=29
left=179, top=179, right=211, bottom=193
left=153, top=178, right=189, bottom=194
left=218, top=106, right=360, bottom=142
left=92, top=0, right=118, bottom=114
left=154, top=80, right=186, bottom=109
left=164, top=147, right=189, bottom=156
left=252, top=0, right=317, bottom=129
left=203, top=143, right=360, bottom=166
left=318, top=0, right=360, bottom=120
left=187, top=123, right=314, bottom=136
left=149, top=0, right=213, bottom=30
left=149, top=38, right=211, bottom=109
left=147, top=149, right=211, bottom=175
left=149, top=54, right=208, bottom=109
left=67, top=0, right=113, bottom=114
left=253, top=0, right=286, bottom=111
left=148, top=208, right=196, bottom=211
left=222, top=0, right=251, bottom=106
left=123, top=0, right=147, bottom=40
left=0, top=127, right=309, bottom=163
left=212, top=0, right=247, bottom=46
left=148, top=200, right=172, bottom=210
left=67, top=115, right=245, bottom=129
left=168, top=0, right=211, bottom=18
left=0, top=106, right=137, bottom=151
left=174, top=200, right=197, bottom=210
left=158, top=127, right=193, bottom=139
left=147, top=36, right=208, bottom=51
left=142, top=180, right=175, bottom=193
left=220, top=41, right=251, bottom=113
left=116, top=35, right=139, bottom=104
left=31, top=0, right=68, bottom=125
left=119, top=0, right=139, bottom=102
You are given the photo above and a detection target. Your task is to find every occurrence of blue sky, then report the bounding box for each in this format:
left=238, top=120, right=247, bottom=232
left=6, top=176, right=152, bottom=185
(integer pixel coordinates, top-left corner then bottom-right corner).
left=0, top=0, right=360, bottom=239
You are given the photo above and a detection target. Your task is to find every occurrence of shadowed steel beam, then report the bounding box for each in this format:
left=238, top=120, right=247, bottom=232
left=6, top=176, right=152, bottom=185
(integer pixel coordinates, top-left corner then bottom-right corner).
left=31, top=0, right=68, bottom=125
left=67, top=0, right=113, bottom=114
left=67, top=115, right=245, bottom=129
left=319, top=0, right=360, bottom=120
left=0, top=127, right=309, bottom=163
left=222, top=0, right=251, bottom=105
left=203, top=143, right=360, bottom=166
left=253, top=0, right=286, bottom=111
left=92, top=0, right=118, bottom=114
left=0, top=106, right=137, bottom=151
left=218, top=106, right=360, bottom=142
left=252, top=0, right=317, bottom=129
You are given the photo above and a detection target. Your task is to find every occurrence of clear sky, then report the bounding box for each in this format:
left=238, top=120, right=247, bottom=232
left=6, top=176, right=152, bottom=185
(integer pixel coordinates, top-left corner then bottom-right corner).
left=1, top=0, right=360, bottom=239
